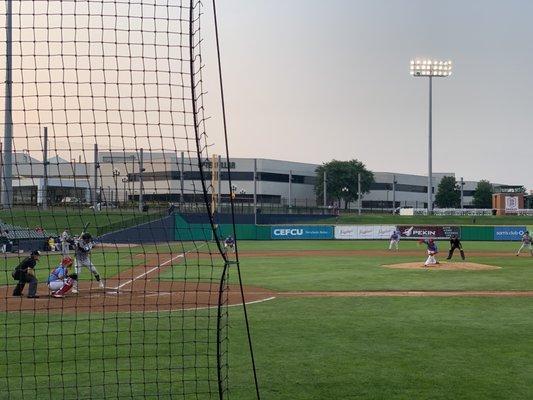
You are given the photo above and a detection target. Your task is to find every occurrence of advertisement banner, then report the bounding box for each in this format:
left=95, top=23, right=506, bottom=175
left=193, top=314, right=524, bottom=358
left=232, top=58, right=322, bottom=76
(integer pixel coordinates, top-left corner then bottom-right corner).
left=271, top=226, right=334, bottom=240
left=397, top=225, right=460, bottom=239
left=334, top=225, right=397, bottom=240
left=494, top=226, right=527, bottom=241
left=505, top=196, right=519, bottom=212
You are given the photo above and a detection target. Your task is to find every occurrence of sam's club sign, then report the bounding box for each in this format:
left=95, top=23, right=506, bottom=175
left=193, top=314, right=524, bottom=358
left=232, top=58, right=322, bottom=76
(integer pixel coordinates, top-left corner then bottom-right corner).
left=271, top=226, right=334, bottom=240
left=494, top=226, right=527, bottom=241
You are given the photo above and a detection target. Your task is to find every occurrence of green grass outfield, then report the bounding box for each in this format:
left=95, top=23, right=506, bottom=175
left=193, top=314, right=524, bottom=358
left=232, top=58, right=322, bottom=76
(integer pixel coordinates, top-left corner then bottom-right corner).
left=0, top=208, right=162, bottom=234
left=318, top=213, right=533, bottom=226
left=161, top=240, right=533, bottom=291
left=3, top=240, right=533, bottom=399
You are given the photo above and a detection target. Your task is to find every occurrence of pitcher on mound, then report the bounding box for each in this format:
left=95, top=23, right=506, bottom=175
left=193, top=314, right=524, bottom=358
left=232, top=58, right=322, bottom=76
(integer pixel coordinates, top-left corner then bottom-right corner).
left=419, top=238, right=439, bottom=267
left=72, top=232, right=104, bottom=293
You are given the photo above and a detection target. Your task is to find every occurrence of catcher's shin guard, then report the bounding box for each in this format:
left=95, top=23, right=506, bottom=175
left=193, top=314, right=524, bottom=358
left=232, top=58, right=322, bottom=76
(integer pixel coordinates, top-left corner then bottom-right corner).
left=460, top=250, right=465, bottom=260
left=53, top=277, right=75, bottom=296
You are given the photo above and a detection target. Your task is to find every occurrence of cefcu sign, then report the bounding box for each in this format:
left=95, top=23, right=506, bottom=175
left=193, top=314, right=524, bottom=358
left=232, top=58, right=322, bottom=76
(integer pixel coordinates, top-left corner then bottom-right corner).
left=494, top=226, right=526, bottom=241
left=271, top=226, right=334, bottom=240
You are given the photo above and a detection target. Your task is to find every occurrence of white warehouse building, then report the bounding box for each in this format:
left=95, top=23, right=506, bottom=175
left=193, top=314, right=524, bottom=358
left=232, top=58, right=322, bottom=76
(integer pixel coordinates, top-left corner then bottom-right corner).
left=7, top=151, right=497, bottom=209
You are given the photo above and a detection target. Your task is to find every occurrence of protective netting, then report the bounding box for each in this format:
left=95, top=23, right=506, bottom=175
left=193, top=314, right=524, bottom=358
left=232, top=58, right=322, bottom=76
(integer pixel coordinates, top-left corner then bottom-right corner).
left=0, top=1, right=244, bottom=398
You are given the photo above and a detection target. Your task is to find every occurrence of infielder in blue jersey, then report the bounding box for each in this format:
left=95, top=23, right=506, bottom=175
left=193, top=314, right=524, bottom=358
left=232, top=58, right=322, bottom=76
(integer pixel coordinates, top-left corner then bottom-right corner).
left=224, top=236, right=235, bottom=253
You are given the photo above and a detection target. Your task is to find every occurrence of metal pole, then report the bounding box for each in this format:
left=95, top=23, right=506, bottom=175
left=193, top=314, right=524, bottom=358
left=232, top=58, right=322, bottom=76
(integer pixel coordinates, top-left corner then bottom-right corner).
left=3, top=0, right=13, bottom=208
left=253, top=158, right=257, bottom=225
left=428, top=76, right=433, bottom=214
left=139, top=148, right=144, bottom=212
left=217, top=155, right=222, bottom=213
left=323, top=170, right=327, bottom=207
left=288, top=170, right=292, bottom=209
left=93, top=143, right=98, bottom=210
left=42, top=127, right=48, bottom=210
left=180, top=151, right=185, bottom=205
left=357, top=172, right=362, bottom=215
left=460, top=176, right=464, bottom=210
left=392, top=174, right=396, bottom=214
left=0, top=142, right=3, bottom=201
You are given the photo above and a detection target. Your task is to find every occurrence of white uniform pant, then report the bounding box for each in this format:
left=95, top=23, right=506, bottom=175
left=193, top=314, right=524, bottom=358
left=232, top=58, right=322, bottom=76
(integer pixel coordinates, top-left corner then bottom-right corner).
left=389, top=239, right=399, bottom=250
left=425, top=251, right=438, bottom=266
left=48, top=279, right=66, bottom=292
left=517, top=243, right=533, bottom=254
left=61, top=241, right=70, bottom=256
left=74, top=259, right=100, bottom=288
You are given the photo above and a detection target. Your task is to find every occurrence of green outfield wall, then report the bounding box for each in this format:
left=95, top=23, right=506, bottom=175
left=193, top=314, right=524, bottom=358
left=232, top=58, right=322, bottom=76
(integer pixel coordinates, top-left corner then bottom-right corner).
left=174, top=215, right=528, bottom=242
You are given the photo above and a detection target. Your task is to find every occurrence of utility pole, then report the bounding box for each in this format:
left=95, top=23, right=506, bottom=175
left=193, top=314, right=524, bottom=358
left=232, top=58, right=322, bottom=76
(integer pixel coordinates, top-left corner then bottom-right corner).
left=42, top=127, right=49, bottom=210
left=253, top=159, right=257, bottom=225
left=460, top=176, right=465, bottom=210
left=180, top=151, right=185, bottom=206
left=3, top=0, right=13, bottom=208
left=357, top=172, right=362, bottom=215
left=323, top=170, right=327, bottom=207
left=288, top=170, right=292, bottom=209
left=139, top=148, right=144, bottom=212
left=93, top=143, right=99, bottom=210
left=217, top=155, right=222, bottom=213
left=392, top=174, right=397, bottom=214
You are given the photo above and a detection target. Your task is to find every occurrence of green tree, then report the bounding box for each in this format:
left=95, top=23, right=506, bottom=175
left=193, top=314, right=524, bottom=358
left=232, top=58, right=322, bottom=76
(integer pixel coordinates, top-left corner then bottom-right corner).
left=435, top=176, right=461, bottom=208
left=315, top=160, right=374, bottom=208
left=472, top=180, right=493, bottom=208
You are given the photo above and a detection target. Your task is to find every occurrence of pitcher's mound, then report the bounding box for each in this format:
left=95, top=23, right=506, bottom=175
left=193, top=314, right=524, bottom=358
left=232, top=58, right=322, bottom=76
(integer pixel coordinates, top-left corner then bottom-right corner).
left=383, top=262, right=500, bottom=271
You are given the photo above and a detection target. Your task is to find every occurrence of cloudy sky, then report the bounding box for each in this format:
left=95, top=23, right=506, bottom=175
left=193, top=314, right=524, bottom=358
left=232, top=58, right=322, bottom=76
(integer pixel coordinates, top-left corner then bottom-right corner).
left=203, top=0, right=533, bottom=189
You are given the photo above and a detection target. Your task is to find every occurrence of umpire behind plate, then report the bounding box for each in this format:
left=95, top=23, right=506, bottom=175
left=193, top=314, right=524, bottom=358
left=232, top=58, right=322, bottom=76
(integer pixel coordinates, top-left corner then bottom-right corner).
left=12, top=250, right=41, bottom=298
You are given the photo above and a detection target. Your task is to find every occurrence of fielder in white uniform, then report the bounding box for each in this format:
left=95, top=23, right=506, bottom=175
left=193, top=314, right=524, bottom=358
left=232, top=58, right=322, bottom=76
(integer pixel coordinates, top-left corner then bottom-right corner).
left=388, top=230, right=400, bottom=251
left=72, top=232, right=104, bottom=293
left=516, top=231, right=533, bottom=256
left=60, top=228, right=71, bottom=256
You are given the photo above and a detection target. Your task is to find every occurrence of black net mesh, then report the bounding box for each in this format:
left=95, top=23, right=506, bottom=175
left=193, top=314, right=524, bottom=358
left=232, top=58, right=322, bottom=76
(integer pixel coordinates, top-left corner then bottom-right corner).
left=0, top=1, right=238, bottom=398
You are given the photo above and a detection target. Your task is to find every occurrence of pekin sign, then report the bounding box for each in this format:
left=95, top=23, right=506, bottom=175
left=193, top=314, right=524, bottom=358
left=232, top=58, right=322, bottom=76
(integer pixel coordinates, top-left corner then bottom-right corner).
left=397, top=225, right=460, bottom=239
left=270, top=226, right=334, bottom=240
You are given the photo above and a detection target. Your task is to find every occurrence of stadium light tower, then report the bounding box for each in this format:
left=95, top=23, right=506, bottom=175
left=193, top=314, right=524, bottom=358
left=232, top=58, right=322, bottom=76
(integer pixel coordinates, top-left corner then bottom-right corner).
left=410, top=58, right=452, bottom=213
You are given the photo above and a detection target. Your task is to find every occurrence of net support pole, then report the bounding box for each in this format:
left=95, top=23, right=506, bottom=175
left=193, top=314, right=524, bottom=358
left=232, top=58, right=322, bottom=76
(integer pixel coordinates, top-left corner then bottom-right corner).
left=253, top=158, right=257, bottom=225
left=180, top=151, right=185, bottom=206
left=42, top=127, right=48, bottom=210
left=358, top=172, right=362, bottom=215
left=2, top=0, right=13, bottom=208
left=139, top=148, right=144, bottom=212
left=93, top=143, right=99, bottom=210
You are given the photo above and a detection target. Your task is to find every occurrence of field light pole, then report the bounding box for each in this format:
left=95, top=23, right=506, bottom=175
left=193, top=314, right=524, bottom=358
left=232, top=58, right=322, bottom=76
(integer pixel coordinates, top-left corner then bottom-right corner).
left=410, top=58, right=452, bottom=214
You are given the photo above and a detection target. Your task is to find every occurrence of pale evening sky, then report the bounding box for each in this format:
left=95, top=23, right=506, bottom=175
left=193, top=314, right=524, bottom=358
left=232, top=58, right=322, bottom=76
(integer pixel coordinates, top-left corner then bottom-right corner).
left=202, top=0, right=533, bottom=190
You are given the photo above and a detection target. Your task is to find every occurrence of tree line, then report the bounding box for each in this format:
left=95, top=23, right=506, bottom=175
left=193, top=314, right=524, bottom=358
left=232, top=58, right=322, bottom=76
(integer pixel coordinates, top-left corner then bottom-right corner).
left=315, top=160, right=523, bottom=209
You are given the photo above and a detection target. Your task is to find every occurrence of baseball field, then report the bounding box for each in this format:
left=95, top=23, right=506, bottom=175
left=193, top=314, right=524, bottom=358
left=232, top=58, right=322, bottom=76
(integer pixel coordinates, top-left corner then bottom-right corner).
left=2, top=238, right=533, bottom=399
